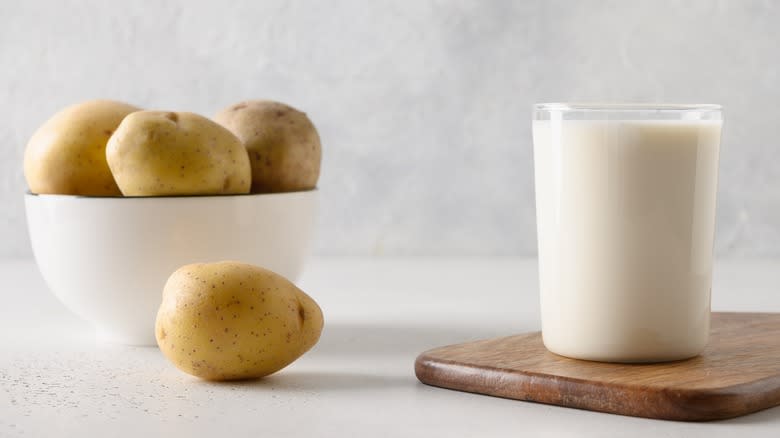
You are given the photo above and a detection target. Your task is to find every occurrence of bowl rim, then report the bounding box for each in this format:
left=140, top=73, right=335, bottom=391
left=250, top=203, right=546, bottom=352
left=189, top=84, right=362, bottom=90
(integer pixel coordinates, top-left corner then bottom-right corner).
left=25, top=188, right=318, bottom=200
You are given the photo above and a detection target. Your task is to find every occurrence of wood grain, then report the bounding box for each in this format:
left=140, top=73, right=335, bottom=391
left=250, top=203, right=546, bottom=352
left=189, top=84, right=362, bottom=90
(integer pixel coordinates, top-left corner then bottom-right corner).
left=415, top=312, right=780, bottom=421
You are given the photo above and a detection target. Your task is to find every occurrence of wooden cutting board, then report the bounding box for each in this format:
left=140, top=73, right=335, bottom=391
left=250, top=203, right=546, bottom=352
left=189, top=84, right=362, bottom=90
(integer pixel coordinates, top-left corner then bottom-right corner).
left=415, top=312, right=780, bottom=421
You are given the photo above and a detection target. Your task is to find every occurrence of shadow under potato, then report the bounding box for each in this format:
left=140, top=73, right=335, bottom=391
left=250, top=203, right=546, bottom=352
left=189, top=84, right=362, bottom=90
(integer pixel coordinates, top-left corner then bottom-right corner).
left=310, top=322, right=536, bottom=357
left=253, top=370, right=411, bottom=392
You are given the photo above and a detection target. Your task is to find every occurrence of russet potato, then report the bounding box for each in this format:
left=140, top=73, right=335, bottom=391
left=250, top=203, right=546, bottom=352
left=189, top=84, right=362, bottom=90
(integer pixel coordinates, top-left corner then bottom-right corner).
left=214, top=100, right=321, bottom=193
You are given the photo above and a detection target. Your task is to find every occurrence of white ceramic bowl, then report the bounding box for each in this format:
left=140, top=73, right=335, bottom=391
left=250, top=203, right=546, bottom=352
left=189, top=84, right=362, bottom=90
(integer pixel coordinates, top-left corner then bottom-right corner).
left=25, top=190, right=318, bottom=346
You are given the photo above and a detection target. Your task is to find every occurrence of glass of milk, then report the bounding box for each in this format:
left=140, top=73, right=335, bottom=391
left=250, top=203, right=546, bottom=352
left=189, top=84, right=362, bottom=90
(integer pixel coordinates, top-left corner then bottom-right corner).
left=533, top=103, right=722, bottom=362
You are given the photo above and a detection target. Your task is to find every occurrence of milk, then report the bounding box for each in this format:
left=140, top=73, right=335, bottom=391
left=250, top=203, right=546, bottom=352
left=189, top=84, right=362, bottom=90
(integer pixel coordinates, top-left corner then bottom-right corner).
left=533, top=119, right=722, bottom=362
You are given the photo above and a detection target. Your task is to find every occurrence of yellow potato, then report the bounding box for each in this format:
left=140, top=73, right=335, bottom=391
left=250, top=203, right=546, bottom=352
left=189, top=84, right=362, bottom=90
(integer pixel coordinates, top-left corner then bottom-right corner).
left=106, top=111, right=251, bottom=196
left=24, top=99, right=140, bottom=195
left=214, top=100, right=321, bottom=193
left=155, top=261, right=324, bottom=380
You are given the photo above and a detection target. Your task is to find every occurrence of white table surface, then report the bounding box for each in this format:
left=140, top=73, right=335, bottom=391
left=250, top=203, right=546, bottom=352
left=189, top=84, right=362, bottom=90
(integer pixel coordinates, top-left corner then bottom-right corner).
left=1, top=257, right=779, bottom=437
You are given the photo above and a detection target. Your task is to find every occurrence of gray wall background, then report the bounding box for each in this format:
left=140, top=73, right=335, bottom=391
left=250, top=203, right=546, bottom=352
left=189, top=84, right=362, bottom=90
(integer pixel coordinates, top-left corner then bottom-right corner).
left=1, top=0, right=778, bottom=257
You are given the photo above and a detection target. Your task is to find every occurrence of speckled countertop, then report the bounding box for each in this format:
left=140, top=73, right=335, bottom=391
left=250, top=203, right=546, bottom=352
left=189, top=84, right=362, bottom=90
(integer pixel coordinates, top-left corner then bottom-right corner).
left=2, top=258, right=779, bottom=437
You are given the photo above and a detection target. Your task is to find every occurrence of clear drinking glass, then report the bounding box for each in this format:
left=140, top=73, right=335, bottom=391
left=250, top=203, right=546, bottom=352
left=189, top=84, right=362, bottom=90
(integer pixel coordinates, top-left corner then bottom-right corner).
left=532, top=104, right=722, bottom=362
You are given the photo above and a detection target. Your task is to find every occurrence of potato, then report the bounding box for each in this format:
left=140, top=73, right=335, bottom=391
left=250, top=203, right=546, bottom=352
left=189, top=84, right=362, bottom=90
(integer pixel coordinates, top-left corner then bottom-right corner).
left=106, top=111, right=251, bottom=196
left=155, top=261, right=324, bottom=380
left=214, top=100, right=321, bottom=193
left=24, top=99, right=140, bottom=195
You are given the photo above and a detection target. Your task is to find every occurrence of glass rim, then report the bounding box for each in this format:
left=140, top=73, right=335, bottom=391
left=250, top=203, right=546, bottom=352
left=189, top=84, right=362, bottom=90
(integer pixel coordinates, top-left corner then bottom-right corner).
left=535, top=103, right=722, bottom=112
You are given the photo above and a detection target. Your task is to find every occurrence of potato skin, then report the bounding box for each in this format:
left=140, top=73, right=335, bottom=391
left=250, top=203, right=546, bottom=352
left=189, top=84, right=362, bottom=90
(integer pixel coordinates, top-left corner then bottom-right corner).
left=24, top=99, right=140, bottom=195
left=106, top=111, right=251, bottom=196
left=155, top=261, right=324, bottom=381
left=214, top=100, right=321, bottom=193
